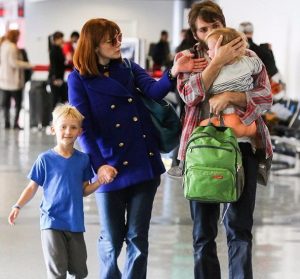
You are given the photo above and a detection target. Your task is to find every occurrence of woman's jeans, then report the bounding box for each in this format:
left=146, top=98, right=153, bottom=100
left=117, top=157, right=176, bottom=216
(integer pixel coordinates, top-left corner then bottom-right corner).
left=190, top=143, right=258, bottom=279
left=95, top=177, right=160, bottom=279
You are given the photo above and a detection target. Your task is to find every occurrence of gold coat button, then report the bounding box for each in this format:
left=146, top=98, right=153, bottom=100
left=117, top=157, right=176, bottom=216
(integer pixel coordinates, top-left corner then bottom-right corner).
left=123, top=161, right=129, bottom=166
left=133, top=117, right=138, bottom=122
left=115, top=123, right=121, bottom=128
left=119, top=142, right=124, bottom=147
left=149, top=152, right=154, bottom=157
left=128, top=98, right=133, bottom=103
left=111, top=104, right=116, bottom=109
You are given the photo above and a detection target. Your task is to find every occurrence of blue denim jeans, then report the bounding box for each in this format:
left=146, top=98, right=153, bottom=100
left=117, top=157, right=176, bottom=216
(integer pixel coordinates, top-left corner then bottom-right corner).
left=190, top=143, right=258, bottom=279
left=95, top=177, right=160, bottom=279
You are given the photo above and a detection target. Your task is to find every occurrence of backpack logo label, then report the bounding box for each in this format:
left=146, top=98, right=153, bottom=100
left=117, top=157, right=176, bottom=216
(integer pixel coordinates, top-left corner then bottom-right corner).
left=212, top=175, right=223, bottom=180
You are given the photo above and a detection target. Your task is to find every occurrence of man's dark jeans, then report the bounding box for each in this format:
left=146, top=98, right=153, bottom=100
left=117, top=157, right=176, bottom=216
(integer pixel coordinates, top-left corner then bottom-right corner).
left=190, top=143, right=258, bottom=279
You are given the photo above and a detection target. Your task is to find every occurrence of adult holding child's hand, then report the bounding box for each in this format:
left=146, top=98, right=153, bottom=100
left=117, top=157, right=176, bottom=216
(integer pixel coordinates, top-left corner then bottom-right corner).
left=67, top=17, right=197, bottom=279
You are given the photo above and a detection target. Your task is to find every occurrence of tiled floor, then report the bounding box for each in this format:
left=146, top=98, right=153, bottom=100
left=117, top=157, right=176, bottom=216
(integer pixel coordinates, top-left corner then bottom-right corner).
left=1, top=122, right=300, bottom=278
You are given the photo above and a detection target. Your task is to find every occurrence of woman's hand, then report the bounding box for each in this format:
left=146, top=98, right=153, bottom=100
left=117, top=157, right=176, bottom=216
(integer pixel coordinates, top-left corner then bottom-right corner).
left=171, top=54, right=208, bottom=76
left=97, top=165, right=118, bottom=184
left=212, top=35, right=246, bottom=67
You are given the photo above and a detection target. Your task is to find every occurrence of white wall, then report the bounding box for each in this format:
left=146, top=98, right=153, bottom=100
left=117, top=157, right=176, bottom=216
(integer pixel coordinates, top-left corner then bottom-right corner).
left=24, top=0, right=300, bottom=99
left=25, top=0, right=175, bottom=65
left=219, top=0, right=300, bottom=99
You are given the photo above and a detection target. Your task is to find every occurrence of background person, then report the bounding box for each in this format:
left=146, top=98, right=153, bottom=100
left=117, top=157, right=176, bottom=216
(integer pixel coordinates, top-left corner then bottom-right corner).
left=175, top=1, right=272, bottom=278
left=63, top=30, right=80, bottom=69
left=48, top=31, right=68, bottom=109
left=152, top=30, right=172, bottom=71
left=238, top=21, right=285, bottom=96
left=175, top=28, right=198, bottom=54
left=0, top=29, right=33, bottom=129
left=67, top=18, right=200, bottom=279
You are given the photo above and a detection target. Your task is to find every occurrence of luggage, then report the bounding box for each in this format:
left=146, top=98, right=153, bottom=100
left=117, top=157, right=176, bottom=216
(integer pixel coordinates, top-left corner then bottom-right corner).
left=183, top=120, right=244, bottom=203
left=29, top=80, right=53, bottom=128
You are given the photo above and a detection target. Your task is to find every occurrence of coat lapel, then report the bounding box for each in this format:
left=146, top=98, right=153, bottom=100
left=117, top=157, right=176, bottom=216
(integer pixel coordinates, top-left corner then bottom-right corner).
left=83, top=66, right=132, bottom=97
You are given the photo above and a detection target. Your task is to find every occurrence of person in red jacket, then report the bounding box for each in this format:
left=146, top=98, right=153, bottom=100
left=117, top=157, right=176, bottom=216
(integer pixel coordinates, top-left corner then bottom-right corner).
left=63, top=31, right=79, bottom=68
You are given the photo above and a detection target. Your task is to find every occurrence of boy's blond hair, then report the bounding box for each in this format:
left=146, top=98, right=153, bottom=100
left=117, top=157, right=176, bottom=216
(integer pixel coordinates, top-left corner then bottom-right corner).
left=52, top=103, right=84, bottom=125
left=205, top=27, right=247, bottom=59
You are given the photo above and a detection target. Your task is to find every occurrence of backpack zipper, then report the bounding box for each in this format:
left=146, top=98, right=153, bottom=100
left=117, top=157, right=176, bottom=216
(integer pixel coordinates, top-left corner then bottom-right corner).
left=189, top=145, right=233, bottom=152
left=185, top=134, right=242, bottom=177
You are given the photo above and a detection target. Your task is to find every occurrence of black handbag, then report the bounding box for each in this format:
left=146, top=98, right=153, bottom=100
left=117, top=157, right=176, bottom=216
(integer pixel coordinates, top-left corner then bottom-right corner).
left=140, top=92, right=181, bottom=153
left=124, top=58, right=181, bottom=153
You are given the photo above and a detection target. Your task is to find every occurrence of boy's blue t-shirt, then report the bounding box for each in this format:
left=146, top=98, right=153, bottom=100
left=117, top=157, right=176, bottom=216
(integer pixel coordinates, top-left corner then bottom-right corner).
left=28, top=149, right=94, bottom=232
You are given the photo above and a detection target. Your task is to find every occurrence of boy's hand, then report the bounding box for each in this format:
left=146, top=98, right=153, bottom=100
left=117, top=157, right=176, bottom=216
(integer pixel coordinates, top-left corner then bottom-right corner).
left=8, top=208, right=20, bottom=225
left=97, top=165, right=118, bottom=184
left=97, top=177, right=106, bottom=185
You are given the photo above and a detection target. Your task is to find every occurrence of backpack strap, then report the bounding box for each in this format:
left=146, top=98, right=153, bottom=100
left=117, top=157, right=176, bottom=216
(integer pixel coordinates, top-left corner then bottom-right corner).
left=208, top=112, right=225, bottom=127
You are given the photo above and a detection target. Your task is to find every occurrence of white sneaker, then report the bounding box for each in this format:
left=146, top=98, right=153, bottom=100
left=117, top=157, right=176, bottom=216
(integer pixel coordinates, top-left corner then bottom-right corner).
left=167, top=166, right=183, bottom=178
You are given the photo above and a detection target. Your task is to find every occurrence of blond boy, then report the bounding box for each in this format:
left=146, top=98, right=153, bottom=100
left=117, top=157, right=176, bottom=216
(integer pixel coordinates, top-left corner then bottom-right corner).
left=8, top=103, right=102, bottom=279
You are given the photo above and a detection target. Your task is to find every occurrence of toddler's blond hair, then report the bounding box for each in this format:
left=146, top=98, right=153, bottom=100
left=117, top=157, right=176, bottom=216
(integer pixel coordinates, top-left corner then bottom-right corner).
left=205, top=27, right=247, bottom=59
left=52, top=103, right=84, bottom=125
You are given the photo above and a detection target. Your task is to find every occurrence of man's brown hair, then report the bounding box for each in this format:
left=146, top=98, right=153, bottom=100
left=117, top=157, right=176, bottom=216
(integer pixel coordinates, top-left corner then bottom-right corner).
left=188, top=0, right=226, bottom=36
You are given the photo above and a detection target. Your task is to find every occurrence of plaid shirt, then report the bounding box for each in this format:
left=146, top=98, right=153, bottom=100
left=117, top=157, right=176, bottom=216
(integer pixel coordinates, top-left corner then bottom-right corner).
left=176, top=48, right=273, bottom=161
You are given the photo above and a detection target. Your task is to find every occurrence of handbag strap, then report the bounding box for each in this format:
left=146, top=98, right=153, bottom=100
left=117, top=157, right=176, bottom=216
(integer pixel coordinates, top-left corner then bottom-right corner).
left=123, top=58, right=135, bottom=80
left=124, top=58, right=147, bottom=98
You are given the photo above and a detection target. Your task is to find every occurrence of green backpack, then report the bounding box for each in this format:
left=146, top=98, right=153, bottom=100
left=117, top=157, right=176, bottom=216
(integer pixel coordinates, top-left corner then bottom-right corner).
left=183, top=123, right=244, bottom=203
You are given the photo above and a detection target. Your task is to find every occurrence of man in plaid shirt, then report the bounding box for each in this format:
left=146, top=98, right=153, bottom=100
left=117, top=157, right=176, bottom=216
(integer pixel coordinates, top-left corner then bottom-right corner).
left=174, top=1, right=273, bottom=279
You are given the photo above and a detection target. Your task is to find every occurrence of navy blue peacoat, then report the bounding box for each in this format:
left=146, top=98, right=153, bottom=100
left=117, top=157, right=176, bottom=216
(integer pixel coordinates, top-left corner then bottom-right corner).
left=68, top=59, right=174, bottom=192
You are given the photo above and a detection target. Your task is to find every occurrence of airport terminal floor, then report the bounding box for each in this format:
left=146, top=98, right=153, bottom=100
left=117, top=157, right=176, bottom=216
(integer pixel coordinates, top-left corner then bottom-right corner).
left=1, top=112, right=300, bottom=279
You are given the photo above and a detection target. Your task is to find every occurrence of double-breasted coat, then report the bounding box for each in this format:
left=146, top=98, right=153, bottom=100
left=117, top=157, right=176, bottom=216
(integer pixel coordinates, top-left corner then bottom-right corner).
left=68, top=59, right=174, bottom=192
